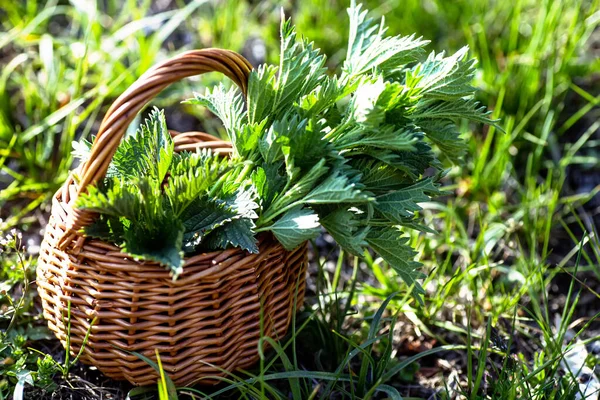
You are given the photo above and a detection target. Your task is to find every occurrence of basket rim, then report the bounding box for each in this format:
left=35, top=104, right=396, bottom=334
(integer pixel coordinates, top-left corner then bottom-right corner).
left=49, top=186, right=290, bottom=271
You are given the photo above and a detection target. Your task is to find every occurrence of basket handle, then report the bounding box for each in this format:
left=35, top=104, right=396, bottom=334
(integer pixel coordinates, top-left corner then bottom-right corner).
left=57, top=49, right=253, bottom=249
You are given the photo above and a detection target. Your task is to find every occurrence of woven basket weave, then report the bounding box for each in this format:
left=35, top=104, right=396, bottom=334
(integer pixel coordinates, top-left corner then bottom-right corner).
left=36, top=49, right=308, bottom=387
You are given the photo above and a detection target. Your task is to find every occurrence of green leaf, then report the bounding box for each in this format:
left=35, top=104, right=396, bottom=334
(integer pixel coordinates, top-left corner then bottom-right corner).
left=344, top=2, right=428, bottom=78
left=336, top=125, right=417, bottom=153
left=165, top=150, right=232, bottom=215
left=247, top=65, right=277, bottom=124
left=297, top=76, right=344, bottom=117
left=272, top=17, right=327, bottom=117
left=362, top=139, right=437, bottom=178
left=411, top=46, right=477, bottom=100
left=185, top=84, right=246, bottom=140
left=258, top=124, right=284, bottom=164
left=419, top=119, right=468, bottom=162
left=252, top=167, right=268, bottom=197
left=374, top=178, right=441, bottom=222
left=349, top=76, right=387, bottom=127
left=180, top=197, right=238, bottom=252
left=268, top=206, right=320, bottom=250
left=109, top=107, right=174, bottom=185
left=264, top=114, right=308, bottom=164
left=390, top=218, right=437, bottom=235
left=181, top=189, right=258, bottom=252
left=266, top=158, right=329, bottom=217
left=365, top=227, right=425, bottom=298
left=344, top=76, right=422, bottom=137
left=320, top=208, right=368, bottom=256
left=236, top=123, right=263, bottom=158
left=304, top=172, right=371, bottom=204
left=247, top=15, right=327, bottom=124
left=76, top=178, right=143, bottom=222
left=71, top=3, right=497, bottom=284
left=352, top=160, right=411, bottom=193
left=413, top=98, right=496, bottom=126
left=201, top=218, right=258, bottom=254
left=277, top=114, right=331, bottom=173
left=122, top=217, right=185, bottom=278
left=252, top=163, right=287, bottom=211
left=83, top=215, right=124, bottom=242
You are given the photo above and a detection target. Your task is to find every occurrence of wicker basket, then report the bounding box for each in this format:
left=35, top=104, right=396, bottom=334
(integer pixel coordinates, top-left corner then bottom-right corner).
left=36, top=49, right=308, bottom=387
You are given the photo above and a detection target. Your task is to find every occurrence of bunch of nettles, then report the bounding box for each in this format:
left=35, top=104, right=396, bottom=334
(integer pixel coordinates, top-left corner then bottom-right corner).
left=74, top=3, right=495, bottom=297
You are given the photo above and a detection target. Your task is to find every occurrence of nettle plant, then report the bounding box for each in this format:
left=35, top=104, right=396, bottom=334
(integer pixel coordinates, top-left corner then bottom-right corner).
left=73, top=4, right=495, bottom=297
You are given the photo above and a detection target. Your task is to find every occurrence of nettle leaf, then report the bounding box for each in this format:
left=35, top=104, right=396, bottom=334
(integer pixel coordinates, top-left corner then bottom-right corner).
left=269, top=114, right=309, bottom=157
left=344, top=2, right=428, bottom=78
left=252, top=167, right=268, bottom=199
left=391, top=218, right=437, bottom=234
left=376, top=80, right=418, bottom=111
left=272, top=17, right=327, bottom=117
left=186, top=85, right=260, bottom=159
left=78, top=178, right=184, bottom=276
left=76, top=178, right=142, bottom=221
left=71, top=3, right=495, bottom=288
left=419, top=119, right=468, bottom=162
left=180, top=189, right=257, bottom=252
left=227, top=188, right=259, bottom=219
left=352, top=160, right=411, bottom=193
left=320, top=208, right=368, bottom=256
left=252, top=163, right=287, bottom=211
left=375, top=178, right=441, bottom=222
left=83, top=215, right=123, bottom=242
left=346, top=77, right=420, bottom=134
left=235, top=123, right=263, bottom=159
left=247, top=17, right=327, bottom=124
left=413, top=98, right=496, bottom=126
left=247, top=64, right=278, bottom=124
left=268, top=206, right=320, bottom=250
left=279, top=116, right=331, bottom=173
left=259, top=122, right=284, bottom=164
left=337, top=125, right=417, bottom=153
left=411, top=47, right=477, bottom=100
left=350, top=76, right=387, bottom=127
left=304, top=171, right=371, bottom=204
left=201, top=218, right=258, bottom=254
left=185, top=84, right=246, bottom=139
left=365, top=227, right=425, bottom=299
left=166, top=150, right=233, bottom=215
left=180, top=197, right=238, bottom=252
left=268, top=158, right=329, bottom=213
left=123, top=217, right=185, bottom=278
left=363, top=138, right=438, bottom=178
left=110, top=108, right=173, bottom=184
left=297, top=76, right=344, bottom=117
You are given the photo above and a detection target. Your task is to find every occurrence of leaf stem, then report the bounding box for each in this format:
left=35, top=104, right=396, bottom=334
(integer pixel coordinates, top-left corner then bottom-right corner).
left=208, top=161, right=253, bottom=198
left=322, top=119, right=352, bottom=141
left=257, top=199, right=303, bottom=228
left=235, top=161, right=254, bottom=185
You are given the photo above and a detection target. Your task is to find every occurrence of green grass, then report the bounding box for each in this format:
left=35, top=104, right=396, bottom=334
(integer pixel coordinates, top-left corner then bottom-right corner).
left=1, top=0, right=600, bottom=399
